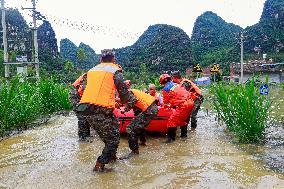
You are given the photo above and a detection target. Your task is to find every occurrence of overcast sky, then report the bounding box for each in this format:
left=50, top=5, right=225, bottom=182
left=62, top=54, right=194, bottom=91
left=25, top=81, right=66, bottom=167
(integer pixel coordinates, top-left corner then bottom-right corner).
left=6, top=0, right=266, bottom=53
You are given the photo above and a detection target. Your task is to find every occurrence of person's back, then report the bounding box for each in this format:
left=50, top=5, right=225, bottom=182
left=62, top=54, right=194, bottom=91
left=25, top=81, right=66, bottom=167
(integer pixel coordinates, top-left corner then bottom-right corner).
left=162, top=81, right=189, bottom=108
left=77, top=49, right=136, bottom=172
left=160, top=74, right=194, bottom=143
left=172, top=70, right=203, bottom=132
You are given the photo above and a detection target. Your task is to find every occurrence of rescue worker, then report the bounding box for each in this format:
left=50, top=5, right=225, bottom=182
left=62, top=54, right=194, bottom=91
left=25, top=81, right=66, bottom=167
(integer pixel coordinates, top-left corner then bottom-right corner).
left=172, top=71, right=203, bottom=133
left=148, top=84, right=163, bottom=106
left=122, top=88, right=158, bottom=157
left=159, top=74, right=194, bottom=143
left=122, top=80, right=154, bottom=147
left=115, top=80, right=131, bottom=108
left=76, top=49, right=137, bottom=172
left=69, top=73, right=90, bottom=141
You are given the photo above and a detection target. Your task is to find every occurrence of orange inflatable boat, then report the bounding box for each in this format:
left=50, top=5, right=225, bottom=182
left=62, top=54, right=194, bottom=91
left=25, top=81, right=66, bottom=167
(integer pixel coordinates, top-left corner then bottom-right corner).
left=113, top=107, right=174, bottom=133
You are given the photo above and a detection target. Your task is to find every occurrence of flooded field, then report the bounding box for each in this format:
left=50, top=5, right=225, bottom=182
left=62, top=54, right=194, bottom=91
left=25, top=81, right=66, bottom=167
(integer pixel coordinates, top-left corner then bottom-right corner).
left=0, top=110, right=283, bottom=189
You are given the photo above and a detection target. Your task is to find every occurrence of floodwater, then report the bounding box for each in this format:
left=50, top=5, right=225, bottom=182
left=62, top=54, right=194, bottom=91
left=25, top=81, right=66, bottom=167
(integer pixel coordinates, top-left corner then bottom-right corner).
left=0, top=111, right=284, bottom=189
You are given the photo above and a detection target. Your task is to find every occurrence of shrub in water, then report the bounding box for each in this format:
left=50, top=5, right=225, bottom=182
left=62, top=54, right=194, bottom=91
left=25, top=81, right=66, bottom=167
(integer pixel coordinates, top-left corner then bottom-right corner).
left=213, top=79, right=271, bottom=143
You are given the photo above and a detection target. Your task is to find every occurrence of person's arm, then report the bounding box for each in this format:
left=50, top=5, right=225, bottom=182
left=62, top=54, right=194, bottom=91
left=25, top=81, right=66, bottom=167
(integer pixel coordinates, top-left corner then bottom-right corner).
left=182, top=81, right=191, bottom=91
left=162, top=90, right=171, bottom=108
left=114, top=71, right=137, bottom=111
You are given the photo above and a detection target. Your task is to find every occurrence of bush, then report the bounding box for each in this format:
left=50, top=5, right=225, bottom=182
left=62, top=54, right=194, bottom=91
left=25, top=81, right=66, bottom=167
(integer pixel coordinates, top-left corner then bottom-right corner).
left=213, top=79, right=271, bottom=143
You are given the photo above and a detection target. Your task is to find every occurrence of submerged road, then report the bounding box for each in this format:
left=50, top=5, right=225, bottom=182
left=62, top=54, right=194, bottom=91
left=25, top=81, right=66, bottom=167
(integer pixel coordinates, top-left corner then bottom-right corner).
left=0, top=110, right=284, bottom=189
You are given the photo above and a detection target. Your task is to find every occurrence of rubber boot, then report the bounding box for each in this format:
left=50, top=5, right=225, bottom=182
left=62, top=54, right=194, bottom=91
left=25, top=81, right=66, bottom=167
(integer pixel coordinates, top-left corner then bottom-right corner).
left=118, top=149, right=139, bottom=160
left=109, top=155, right=118, bottom=163
left=191, top=122, right=197, bottom=132
left=139, top=133, right=146, bottom=146
left=180, top=125, right=188, bottom=138
left=164, top=127, right=176, bottom=143
left=130, top=149, right=139, bottom=156
left=93, top=161, right=112, bottom=173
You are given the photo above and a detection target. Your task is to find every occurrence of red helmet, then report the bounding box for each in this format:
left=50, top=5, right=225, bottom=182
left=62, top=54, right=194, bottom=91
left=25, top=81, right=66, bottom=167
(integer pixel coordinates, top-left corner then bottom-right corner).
left=159, top=74, right=171, bottom=85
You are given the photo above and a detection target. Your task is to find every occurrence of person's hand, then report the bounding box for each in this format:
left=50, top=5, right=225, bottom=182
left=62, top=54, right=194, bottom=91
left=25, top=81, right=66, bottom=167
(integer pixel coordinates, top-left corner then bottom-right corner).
left=124, top=106, right=130, bottom=112
left=115, top=102, right=120, bottom=109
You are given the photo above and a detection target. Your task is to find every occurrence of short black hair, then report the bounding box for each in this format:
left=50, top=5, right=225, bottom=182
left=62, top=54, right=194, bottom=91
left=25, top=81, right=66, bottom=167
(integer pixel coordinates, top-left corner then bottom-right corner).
left=172, top=70, right=181, bottom=79
left=101, top=55, right=114, bottom=62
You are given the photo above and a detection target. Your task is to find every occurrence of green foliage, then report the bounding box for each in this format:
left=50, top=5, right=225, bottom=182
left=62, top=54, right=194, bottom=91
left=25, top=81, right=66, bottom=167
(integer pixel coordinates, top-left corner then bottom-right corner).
left=38, top=79, right=72, bottom=114
left=60, top=38, right=78, bottom=66
left=77, top=48, right=87, bottom=63
left=123, top=63, right=162, bottom=90
left=243, top=0, right=284, bottom=55
left=9, top=51, right=16, bottom=62
left=64, top=60, right=75, bottom=73
left=116, top=24, right=193, bottom=73
left=191, top=11, right=242, bottom=68
left=0, top=78, right=72, bottom=136
left=38, top=20, right=59, bottom=71
left=281, top=83, right=284, bottom=89
left=0, top=50, right=4, bottom=77
left=0, top=8, right=31, bottom=58
left=78, top=43, right=100, bottom=69
left=212, top=80, right=271, bottom=143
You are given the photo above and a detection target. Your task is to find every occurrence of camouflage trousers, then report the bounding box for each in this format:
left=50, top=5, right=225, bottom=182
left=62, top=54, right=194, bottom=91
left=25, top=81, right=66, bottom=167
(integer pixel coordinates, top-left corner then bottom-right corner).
left=76, top=113, right=90, bottom=139
left=126, top=103, right=158, bottom=151
left=69, top=88, right=90, bottom=139
left=84, top=106, right=120, bottom=165
left=186, top=95, right=203, bottom=129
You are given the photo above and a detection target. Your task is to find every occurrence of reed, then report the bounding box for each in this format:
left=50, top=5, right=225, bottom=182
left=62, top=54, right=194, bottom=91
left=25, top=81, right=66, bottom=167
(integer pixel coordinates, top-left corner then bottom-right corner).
left=213, top=80, right=271, bottom=143
left=0, top=78, right=71, bottom=136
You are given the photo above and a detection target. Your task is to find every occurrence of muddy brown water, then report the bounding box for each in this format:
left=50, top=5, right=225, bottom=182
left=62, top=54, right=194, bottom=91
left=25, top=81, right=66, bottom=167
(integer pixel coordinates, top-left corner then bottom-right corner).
left=0, top=111, right=284, bottom=189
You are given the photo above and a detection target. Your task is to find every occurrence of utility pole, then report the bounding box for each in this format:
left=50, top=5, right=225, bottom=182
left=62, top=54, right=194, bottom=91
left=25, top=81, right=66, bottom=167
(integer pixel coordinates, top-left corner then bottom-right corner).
left=1, top=0, right=9, bottom=77
left=240, top=32, right=244, bottom=85
left=32, top=0, right=39, bottom=78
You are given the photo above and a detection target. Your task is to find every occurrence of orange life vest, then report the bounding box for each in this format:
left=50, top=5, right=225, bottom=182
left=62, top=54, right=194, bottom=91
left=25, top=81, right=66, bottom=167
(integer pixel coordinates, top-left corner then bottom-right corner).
left=131, top=89, right=156, bottom=112
left=72, top=73, right=86, bottom=97
left=162, top=82, right=189, bottom=107
left=181, top=79, right=202, bottom=98
left=80, top=63, right=122, bottom=108
left=188, top=80, right=202, bottom=95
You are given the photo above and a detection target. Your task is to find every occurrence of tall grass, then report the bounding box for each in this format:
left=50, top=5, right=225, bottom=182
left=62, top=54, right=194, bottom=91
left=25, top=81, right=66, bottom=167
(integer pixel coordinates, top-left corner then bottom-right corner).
left=213, top=80, right=271, bottom=143
left=0, top=78, right=72, bottom=136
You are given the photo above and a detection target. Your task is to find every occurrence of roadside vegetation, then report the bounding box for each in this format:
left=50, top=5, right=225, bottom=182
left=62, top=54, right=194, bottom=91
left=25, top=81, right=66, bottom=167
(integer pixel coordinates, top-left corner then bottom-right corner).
left=212, top=79, right=271, bottom=143
left=0, top=77, right=72, bottom=137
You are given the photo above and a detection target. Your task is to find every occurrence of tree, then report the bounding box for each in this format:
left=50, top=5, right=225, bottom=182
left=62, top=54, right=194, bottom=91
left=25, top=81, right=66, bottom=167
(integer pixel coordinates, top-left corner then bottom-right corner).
left=77, top=48, right=87, bottom=63
left=64, top=60, right=74, bottom=73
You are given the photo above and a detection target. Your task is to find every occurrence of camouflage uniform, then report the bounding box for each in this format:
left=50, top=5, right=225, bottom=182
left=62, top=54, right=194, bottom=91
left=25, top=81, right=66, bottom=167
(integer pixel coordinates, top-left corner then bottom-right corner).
left=126, top=103, right=158, bottom=151
left=187, top=96, right=203, bottom=129
left=181, top=81, right=203, bottom=130
left=77, top=71, right=137, bottom=165
left=84, top=106, right=119, bottom=164
left=69, top=75, right=90, bottom=140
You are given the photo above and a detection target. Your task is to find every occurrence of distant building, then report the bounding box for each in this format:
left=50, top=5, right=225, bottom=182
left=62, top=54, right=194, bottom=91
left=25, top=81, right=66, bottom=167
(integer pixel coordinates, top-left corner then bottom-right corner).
left=195, top=77, right=211, bottom=85
left=230, top=59, right=284, bottom=83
